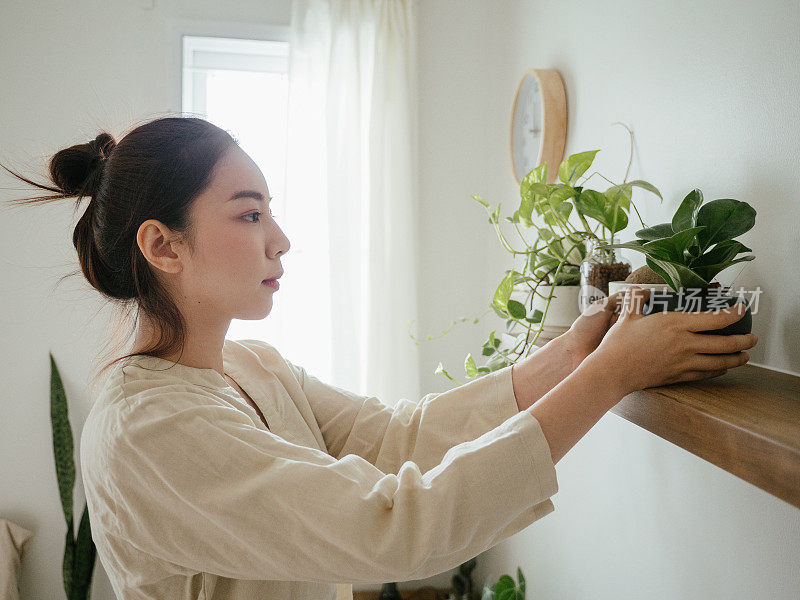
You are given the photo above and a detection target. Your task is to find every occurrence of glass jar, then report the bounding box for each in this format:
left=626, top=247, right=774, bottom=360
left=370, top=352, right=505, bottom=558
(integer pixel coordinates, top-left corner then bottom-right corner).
left=579, top=237, right=632, bottom=311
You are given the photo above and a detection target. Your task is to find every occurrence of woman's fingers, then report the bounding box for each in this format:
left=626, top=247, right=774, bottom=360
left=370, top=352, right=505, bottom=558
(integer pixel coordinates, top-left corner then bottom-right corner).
left=687, top=351, right=751, bottom=372
left=619, top=287, right=651, bottom=320
left=669, top=368, right=729, bottom=384
left=672, top=301, right=748, bottom=332
left=689, top=332, right=758, bottom=354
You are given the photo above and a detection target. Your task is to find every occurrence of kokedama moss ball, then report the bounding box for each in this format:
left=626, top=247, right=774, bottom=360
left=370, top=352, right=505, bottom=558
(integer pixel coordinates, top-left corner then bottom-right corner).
left=625, top=265, right=667, bottom=284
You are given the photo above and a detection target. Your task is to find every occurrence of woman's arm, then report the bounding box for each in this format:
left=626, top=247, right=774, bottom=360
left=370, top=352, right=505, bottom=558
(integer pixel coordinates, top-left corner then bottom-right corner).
left=516, top=288, right=757, bottom=466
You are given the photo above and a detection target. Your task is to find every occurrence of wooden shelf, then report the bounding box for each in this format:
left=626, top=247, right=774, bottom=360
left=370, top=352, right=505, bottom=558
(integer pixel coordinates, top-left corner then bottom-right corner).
left=609, top=364, right=800, bottom=509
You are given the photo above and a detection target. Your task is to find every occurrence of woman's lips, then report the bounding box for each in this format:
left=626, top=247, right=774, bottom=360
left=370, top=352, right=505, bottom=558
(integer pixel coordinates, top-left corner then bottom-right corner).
left=262, top=279, right=280, bottom=290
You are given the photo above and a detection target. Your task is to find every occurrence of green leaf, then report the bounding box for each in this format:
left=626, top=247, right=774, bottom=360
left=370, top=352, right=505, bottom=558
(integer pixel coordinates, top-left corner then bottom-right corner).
left=645, top=257, right=677, bottom=290
left=692, top=255, right=755, bottom=283
left=517, top=567, right=526, bottom=596
left=691, top=239, right=752, bottom=268
left=492, top=272, right=515, bottom=315
left=50, top=354, right=75, bottom=526
left=493, top=575, right=516, bottom=600
left=605, top=183, right=632, bottom=212
left=537, top=228, right=554, bottom=241
left=575, top=190, right=611, bottom=228
left=521, top=163, right=548, bottom=188
left=507, top=299, right=527, bottom=319
left=465, top=354, right=478, bottom=378
left=526, top=308, right=543, bottom=323
left=575, top=190, right=628, bottom=234
left=696, top=198, right=757, bottom=251
left=71, top=506, right=97, bottom=600
left=642, top=226, right=706, bottom=262
left=62, top=523, right=74, bottom=598
left=550, top=186, right=577, bottom=204
left=558, top=150, right=599, bottom=185
left=518, top=195, right=534, bottom=227
left=472, top=194, right=489, bottom=208
left=672, top=189, right=703, bottom=232
left=542, top=201, right=573, bottom=226
left=489, top=202, right=502, bottom=225
left=635, top=222, right=674, bottom=240
left=647, top=257, right=709, bottom=290
left=628, top=179, right=663, bottom=200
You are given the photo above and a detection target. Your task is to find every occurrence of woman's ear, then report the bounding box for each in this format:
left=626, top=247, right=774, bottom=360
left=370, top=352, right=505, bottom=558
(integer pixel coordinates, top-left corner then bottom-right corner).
left=136, top=219, right=184, bottom=274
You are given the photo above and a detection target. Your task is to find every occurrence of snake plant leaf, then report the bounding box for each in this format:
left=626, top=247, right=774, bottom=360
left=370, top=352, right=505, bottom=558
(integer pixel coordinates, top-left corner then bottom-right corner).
left=635, top=222, right=674, bottom=240
left=558, top=150, right=599, bottom=185
left=691, top=255, right=755, bottom=283
left=71, top=506, right=96, bottom=600
left=50, top=353, right=75, bottom=526
left=672, top=188, right=703, bottom=232
left=62, top=524, right=75, bottom=598
left=695, top=198, right=757, bottom=251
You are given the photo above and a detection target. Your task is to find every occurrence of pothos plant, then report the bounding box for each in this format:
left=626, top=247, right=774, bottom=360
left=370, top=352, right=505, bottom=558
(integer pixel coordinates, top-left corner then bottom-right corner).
left=409, top=147, right=662, bottom=385
left=596, top=188, right=756, bottom=291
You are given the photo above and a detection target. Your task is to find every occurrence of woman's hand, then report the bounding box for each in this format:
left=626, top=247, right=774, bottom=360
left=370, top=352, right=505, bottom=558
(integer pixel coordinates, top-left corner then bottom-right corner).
left=590, top=286, right=759, bottom=394
left=559, top=291, right=627, bottom=370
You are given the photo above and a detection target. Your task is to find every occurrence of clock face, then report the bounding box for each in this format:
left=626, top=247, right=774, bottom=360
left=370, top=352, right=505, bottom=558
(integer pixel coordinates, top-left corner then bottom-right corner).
left=511, top=73, right=544, bottom=183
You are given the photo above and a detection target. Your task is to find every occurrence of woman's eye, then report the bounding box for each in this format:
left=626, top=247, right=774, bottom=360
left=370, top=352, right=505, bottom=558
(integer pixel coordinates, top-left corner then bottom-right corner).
left=244, top=211, right=262, bottom=223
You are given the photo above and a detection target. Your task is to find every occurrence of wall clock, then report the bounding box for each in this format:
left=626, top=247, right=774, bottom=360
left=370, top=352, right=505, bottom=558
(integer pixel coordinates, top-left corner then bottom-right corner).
left=510, top=69, right=568, bottom=184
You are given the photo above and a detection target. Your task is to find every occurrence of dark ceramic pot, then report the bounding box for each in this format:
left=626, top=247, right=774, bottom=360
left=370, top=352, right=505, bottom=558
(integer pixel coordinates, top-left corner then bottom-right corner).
left=641, top=289, right=752, bottom=335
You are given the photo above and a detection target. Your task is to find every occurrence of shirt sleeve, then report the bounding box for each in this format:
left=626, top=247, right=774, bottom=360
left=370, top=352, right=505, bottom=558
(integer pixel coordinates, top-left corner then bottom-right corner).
left=285, top=358, right=523, bottom=475
left=106, top=390, right=558, bottom=584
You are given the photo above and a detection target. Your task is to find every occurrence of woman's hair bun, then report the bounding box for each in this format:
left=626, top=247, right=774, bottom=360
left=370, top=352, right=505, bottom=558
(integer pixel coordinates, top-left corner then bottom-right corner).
left=49, top=132, right=117, bottom=198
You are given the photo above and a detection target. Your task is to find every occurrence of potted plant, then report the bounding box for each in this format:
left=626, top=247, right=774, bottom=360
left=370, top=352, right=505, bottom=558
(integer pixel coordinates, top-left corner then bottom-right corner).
left=596, top=188, right=756, bottom=335
left=481, top=567, right=526, bottom=600
left=436, top=148, right=661, bottom=383
left=50, top=354, right=97, bottom=600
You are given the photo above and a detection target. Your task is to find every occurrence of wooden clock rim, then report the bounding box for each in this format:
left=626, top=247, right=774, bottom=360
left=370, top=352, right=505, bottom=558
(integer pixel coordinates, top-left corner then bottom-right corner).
left=509, top=68, right=568, bottom=185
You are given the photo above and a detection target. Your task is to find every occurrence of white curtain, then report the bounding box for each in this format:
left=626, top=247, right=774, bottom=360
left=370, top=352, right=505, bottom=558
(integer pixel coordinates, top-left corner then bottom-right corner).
left=283, top=0, right=421, bottom=410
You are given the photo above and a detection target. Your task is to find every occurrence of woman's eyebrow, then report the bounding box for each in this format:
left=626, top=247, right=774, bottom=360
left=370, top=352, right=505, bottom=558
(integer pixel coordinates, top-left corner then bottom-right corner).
left=227, top=190, right=272, bottom=202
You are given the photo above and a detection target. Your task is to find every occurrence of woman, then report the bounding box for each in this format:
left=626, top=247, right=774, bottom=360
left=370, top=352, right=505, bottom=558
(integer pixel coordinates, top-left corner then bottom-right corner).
left=3, top=116, right=756, bottom=599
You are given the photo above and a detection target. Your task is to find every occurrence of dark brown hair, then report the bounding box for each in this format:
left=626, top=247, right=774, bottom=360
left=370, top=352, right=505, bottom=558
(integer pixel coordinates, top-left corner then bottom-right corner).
left=1, top=116, right=237, bottom=375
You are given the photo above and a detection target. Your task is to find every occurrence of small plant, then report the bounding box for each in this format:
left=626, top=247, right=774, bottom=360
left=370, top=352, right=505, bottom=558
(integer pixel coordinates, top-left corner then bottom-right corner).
left=50, top=353, right=96, bottom=599
left=481, top=567, right=526, bottom=600
left=596, top=188, right=756, bottom=291
left=419, top=143, right=661, bottom=385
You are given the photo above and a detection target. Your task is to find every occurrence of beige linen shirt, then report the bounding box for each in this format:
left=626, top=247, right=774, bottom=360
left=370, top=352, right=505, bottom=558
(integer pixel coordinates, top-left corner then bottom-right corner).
left=80, top=339, right=558, bottom=599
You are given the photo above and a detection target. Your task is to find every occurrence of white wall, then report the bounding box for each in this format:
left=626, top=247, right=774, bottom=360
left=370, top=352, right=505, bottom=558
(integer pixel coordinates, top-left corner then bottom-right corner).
left=414, top=0, right=800, bottom=598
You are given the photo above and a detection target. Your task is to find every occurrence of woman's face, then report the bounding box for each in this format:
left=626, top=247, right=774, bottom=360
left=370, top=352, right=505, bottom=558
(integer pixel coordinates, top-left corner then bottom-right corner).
left=176, top=144, right=290, bottom=322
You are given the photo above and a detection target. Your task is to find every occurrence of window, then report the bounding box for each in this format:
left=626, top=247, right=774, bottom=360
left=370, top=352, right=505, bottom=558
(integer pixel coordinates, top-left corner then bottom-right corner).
left=182, top=35, right=292, bottom=345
